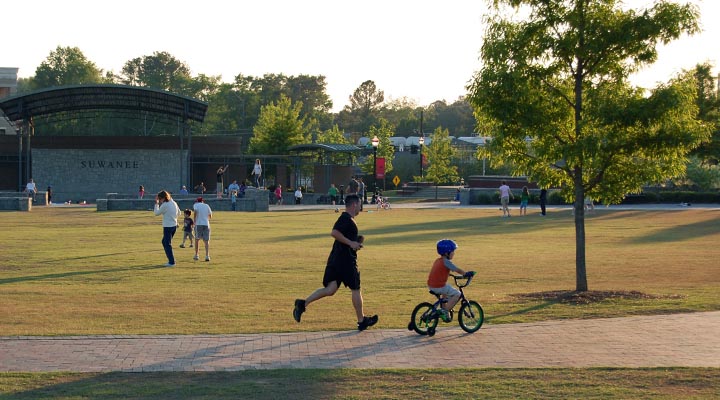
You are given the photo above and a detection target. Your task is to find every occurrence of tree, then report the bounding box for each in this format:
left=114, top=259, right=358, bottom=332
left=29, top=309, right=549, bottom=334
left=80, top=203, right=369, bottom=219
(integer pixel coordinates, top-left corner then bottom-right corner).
left=286, top=75, right=333, bottom=127
left=468, top=0, right=709, bottom=291
left=120, top=51, right=195, bottom=95
left=33, top=46, right=104, bottom=88
left=316, top=124, right=349, bottom=145
left=691, top=63, right=720, bottom=165
left=340, top=80, right=385, bottom=133
left=361, top=119, right=395, bottom=190
left=249, top=95, right=308, bottom=155
left=424, top=98, right=476, bottom=137
left=379, top=97, right=420, bottom=136
left=423, top=127, right=460, bottom=185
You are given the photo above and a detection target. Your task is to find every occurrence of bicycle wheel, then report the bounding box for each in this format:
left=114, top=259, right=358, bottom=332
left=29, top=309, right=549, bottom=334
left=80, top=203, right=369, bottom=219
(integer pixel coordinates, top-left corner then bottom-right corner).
left=458, top=300, right=484, bottom=333
left=410, top=302, right=438, bottom=335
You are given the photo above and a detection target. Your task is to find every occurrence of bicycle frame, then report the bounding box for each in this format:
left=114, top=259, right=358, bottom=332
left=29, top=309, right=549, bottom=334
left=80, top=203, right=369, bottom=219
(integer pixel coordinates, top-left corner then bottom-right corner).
left=409, top=273, right=484, bottom=335
left=428, top=274, right=473, bottom=313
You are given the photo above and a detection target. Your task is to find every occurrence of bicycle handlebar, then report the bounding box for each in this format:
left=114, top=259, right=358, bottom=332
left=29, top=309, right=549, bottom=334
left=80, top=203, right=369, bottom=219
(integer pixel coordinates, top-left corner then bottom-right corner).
left=452, top=271, right=476, bottom=287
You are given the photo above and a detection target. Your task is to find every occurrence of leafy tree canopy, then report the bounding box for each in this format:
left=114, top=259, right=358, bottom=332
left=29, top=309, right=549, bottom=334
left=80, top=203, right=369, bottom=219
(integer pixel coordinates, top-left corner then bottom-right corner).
left=423, top=126, right=459, bottom=185
left=33, top=46, right=104, bottom=89
left=469, top=0, right=709, bottom=291
left=249, top=95, right=308, bottom=155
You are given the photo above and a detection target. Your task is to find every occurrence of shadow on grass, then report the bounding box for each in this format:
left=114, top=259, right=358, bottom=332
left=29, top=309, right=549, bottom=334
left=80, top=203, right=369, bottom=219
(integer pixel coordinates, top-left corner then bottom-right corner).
left=268, top=212, right=571, bottom=244
left=0, top=371, right=342, bottom=400
left=0, top=328, right=473, bottom=398
left=0, top=265, right=166, bottom=285
left=631, top=217, right=720, bottom=244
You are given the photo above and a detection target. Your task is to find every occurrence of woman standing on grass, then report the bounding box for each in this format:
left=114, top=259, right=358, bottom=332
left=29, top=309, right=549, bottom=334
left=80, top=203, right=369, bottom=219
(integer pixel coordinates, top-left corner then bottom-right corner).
left=154, top=190, right=181, bottom=267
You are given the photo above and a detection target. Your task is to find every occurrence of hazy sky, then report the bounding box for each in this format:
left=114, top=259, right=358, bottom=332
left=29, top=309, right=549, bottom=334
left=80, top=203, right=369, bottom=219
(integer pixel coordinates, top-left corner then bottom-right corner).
left=4, top=0, right=718, bottom=112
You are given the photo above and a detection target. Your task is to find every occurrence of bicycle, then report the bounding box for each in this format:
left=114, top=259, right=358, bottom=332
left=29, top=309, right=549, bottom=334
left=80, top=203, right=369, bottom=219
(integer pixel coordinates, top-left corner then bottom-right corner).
left=376, top=195, right=390, bottom=210
left=407, top=271, right=484, bottom=336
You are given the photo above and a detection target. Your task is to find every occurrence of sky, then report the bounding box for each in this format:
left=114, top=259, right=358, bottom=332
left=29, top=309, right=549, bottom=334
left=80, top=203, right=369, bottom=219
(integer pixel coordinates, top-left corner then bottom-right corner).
left=3, top=0, right=718, bottom=112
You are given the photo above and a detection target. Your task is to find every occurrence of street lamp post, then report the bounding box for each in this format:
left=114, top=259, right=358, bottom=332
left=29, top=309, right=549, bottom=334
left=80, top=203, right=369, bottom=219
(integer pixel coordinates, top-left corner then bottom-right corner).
left=418, top=135, right=425, bottom=180
left=371, top=135, right=380, bottom=193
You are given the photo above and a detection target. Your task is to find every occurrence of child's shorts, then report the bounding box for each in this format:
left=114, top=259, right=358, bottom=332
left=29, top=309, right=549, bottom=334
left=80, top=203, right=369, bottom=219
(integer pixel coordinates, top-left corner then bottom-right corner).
left=428, top=284, right=460, bottom=298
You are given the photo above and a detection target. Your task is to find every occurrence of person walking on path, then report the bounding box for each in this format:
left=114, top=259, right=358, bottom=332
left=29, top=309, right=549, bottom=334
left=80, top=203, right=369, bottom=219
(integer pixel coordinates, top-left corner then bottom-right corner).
left=539, top=188, right=548, bottom=216
left=293, top=194, right=378, bottom=331
left=499, top=180, right=514, bottom=217
left=154, top=190, right=181, bottom=267
left=216, top=165, right=229, bottom=198
left=193, top=197, right=213, bottom=262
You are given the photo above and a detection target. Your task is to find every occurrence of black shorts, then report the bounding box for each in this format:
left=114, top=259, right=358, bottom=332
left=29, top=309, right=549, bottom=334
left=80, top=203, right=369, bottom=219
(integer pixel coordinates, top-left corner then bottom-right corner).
left=323, top=263, right=361, bottom=290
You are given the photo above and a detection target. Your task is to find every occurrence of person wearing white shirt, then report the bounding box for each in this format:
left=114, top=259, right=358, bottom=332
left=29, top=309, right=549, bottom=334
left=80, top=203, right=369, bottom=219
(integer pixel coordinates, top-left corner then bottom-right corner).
left=252, top=159, right=262, bottom=188
left=294, top=187, right=303, bottom=204
left=193, top=197, right=213, bottom=262
left=25, top=179, right=37, bottom=202
left=153, top=190, right=181, bottom=267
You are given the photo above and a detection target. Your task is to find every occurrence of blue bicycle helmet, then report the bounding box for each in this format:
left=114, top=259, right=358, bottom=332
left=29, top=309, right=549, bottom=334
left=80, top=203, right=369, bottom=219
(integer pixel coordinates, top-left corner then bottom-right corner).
left=436, top=239, right=458, bottom=255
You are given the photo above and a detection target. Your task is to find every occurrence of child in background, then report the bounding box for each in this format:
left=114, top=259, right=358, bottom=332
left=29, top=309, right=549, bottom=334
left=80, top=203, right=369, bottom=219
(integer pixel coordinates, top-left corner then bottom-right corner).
left=519, top=186, right=529, bottom=216
left=179, top=209, right=194, bottom=248
left=427, top=239, right=472, bottom=322
left=138, top=185, right=145, bottom=199
left=230, top=190, right=238, bottom=211
left=275, top=185, right=283, bottom=205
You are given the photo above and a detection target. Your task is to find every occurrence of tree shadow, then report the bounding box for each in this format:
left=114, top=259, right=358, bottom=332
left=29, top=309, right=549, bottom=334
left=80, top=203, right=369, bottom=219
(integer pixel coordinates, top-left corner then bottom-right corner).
left=268, top=212, right=571, bottom=244
left=0, top=265, right=166, bottom=285
left=630, top=218, right=720, bottom=244
left=1, top=329, right=480, bottom=398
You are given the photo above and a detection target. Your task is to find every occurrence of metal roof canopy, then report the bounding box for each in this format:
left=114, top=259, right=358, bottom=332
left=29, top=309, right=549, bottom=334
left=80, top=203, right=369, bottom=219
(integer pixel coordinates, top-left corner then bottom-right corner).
left=0, top=84, right=208, bottom=123
left=288, top=143, right=363, bottom=153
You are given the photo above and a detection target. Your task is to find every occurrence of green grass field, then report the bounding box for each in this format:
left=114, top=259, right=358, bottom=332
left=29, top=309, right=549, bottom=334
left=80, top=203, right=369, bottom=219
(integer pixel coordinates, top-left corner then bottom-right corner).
left=1, top=369, right=719, bottom=399
left=2, top=206, right=718, bottom=335
left=2, top=206, right=719, bottom=398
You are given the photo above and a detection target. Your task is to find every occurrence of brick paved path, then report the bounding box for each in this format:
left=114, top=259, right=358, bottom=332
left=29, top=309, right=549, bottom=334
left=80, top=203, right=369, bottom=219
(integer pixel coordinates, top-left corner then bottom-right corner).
left=1, top=312, right=718, bottom=372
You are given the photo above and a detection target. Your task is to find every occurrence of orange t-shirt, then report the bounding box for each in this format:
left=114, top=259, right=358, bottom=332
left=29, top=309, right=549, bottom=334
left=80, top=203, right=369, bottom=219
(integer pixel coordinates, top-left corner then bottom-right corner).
left=427, top=257, right=454, bottom=288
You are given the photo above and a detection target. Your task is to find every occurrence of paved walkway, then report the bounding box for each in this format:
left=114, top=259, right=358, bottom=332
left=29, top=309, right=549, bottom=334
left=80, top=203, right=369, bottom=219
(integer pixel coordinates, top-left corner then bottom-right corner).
left=1, top=312, right=718, bottom=372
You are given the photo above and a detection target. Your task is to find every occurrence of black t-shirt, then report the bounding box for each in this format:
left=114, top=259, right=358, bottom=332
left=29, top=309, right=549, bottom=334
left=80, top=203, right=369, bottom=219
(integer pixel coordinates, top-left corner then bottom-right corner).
left=326, top=211, right=359, bottom=268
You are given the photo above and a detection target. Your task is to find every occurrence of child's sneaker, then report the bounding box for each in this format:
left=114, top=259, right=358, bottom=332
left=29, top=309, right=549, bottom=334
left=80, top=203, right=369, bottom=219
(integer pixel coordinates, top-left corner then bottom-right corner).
left=438, top=309, right=451, bottom=323
left=179, top=244, right=185, bottom=248
left=357, top=315, right=379, bottom=331
left=193, top=255, right=199, bottom=261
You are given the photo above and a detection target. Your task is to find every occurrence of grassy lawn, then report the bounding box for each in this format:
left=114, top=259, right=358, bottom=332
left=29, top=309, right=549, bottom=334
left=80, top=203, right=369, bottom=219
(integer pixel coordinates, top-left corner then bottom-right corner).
left=2, top=206, right=719, bottom=398
left=1, top=368, right=719, bottom=399
left=1, top=206, right=719, bottom=335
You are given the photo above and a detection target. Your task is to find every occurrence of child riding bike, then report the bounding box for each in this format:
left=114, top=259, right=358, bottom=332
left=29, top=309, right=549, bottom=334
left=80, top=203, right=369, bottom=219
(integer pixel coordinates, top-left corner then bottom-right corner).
left=427, top=239, right=471, bottom=322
